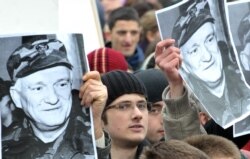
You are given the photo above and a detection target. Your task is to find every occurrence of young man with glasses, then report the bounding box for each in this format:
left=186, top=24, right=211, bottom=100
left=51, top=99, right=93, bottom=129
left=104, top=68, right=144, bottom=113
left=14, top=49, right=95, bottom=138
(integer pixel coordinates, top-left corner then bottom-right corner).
left=102, top=70, right=150, bottom=159
left=80, top=70, right=150, bottom=159
left=79, top=68, right=203, bottom=159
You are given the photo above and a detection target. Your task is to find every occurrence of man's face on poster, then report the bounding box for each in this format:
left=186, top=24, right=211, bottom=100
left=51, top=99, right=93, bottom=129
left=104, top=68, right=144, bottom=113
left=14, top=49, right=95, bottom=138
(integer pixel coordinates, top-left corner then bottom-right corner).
left=11, top=66, right=72, bottom=130
left=181, top=22, right=223, bottom=88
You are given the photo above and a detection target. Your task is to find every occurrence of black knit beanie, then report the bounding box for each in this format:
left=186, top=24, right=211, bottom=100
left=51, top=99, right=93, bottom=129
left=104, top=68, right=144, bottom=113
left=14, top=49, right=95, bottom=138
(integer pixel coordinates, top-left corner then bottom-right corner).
left=101, top=70, right=147, bottom=106
left=134, top=69, right=168, bottom=103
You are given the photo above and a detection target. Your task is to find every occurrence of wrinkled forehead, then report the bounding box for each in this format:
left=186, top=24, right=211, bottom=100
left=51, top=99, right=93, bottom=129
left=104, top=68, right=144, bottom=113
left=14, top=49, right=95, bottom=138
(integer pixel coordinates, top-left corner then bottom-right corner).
left=13, top=66, right=72, bottom=88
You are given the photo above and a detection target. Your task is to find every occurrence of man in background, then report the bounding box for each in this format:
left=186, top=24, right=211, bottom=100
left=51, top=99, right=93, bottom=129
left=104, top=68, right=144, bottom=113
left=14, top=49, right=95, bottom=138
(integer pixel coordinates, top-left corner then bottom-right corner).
left=106, top=7, right=145, bottom=71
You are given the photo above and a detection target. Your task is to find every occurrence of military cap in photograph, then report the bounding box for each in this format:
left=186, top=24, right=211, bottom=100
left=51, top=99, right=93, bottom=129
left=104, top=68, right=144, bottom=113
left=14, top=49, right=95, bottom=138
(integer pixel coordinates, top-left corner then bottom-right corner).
left=172, top=0, right=214, bottom=47
left=7, top=39, right=72, bottom=81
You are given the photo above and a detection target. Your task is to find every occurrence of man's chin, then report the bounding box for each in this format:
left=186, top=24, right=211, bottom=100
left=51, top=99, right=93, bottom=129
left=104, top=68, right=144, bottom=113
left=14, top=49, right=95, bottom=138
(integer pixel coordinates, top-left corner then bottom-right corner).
left=126, top=138, right=144, bottom=146
left=206, top=76, right=223, bottom=88
left=130, top=134, right=146, bottom=143
left=122, top=50, right=134, bottom=57
left=35, top=118, right=69, bottom=131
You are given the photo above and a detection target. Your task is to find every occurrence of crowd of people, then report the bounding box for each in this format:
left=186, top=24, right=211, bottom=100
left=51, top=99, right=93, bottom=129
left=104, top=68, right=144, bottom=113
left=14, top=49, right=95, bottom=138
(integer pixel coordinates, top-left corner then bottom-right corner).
left=86, top=0, right=250, bottom=158
left=1, top=0, right=250, bottom=159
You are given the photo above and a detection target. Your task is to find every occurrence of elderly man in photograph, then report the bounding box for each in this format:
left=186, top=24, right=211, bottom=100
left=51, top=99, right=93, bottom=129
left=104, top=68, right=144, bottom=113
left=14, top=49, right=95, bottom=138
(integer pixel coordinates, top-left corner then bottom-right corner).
left=3, top=39, right=94, bottom=159
left=171, top=0, right=250, bottom=127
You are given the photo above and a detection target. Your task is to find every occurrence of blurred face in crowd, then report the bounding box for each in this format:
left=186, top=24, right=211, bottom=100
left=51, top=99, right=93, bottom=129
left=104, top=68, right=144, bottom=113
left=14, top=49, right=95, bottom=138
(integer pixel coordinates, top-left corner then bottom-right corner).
left=1, top=95, right=14, bottom=127
left=181, top=22, right=224, bottom=96
left=10, top=66, right=72, bottom=131
left=103, top=93, right=148, bottom=146
left=146, top=101, right=164, bottom=143
left=110, top=20, right=141, bottom=57
left=240, top=43, right=250, bottom=71
left=101, top=0, right=125, bottom=19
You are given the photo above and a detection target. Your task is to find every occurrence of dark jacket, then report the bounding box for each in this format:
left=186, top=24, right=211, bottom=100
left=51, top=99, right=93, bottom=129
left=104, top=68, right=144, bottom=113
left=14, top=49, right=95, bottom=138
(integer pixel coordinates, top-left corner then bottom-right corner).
left=96, top=139, right=149, bottom=159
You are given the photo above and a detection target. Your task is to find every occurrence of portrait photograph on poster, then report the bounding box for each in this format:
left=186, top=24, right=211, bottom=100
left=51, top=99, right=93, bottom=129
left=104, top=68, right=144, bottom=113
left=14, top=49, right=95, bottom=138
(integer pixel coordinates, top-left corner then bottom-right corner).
left=156, top=0, right=250, bottom=134
left=1, top=33, right=96, bottom=159
left=227, top=0, right=250, bottom=137
left=227, top=0, right=250, bottom=87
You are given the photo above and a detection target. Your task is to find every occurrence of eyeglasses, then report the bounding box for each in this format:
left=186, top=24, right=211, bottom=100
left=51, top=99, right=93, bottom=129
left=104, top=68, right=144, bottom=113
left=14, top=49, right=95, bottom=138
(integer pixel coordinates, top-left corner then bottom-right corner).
left=105, top=101, right=152, bottom=112
left=148, top=104, right=163, bottom=116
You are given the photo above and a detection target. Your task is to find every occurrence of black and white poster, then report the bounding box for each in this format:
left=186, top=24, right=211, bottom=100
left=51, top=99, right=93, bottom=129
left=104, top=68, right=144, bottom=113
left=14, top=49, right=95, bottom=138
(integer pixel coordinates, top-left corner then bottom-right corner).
left=227, top=0, right=250, bottom=137
left=1, top=34, right=96, bottom=158
left=227, top=0, right=250, bottom=87
left=156, top=0, right=250, bottom=137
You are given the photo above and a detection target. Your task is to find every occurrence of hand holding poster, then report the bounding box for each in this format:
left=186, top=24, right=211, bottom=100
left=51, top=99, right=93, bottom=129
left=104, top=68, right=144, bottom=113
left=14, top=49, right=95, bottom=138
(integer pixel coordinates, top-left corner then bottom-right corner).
left=156, top=0, right=250, bottom=137
left=0, top=0, right=104, bottom=158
